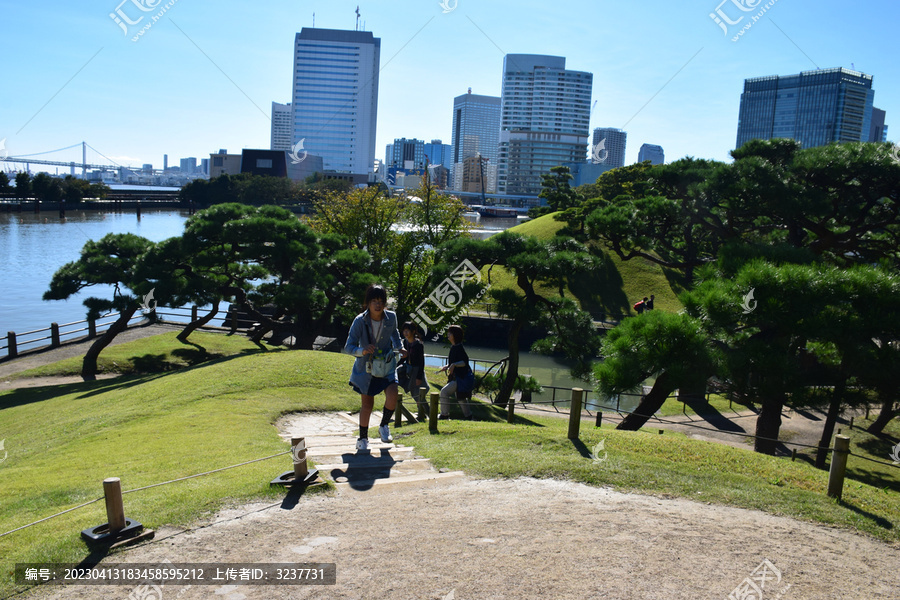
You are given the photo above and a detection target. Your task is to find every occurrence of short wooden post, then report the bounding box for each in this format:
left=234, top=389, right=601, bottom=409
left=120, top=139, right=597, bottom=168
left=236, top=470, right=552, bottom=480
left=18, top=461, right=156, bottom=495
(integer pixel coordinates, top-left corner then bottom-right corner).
left=849, top=417, right=854, bottom=429
left=827, top=435, right=851, bottom=500
left=291, top=437, right=308, bottom=481
left=395, top=394, right=403, bottom=428
left=507, top=395, right=515, bottom=424
left=567, top=388, right=583, bottom=440
left=191, top=305, right=199, bottom=321
left=7, top=332, right=17, bottom=359
left=88, top=319, right=96, bottom=339
left=595, top=411, right=602, bottom=428
left=791, top=448, right=797, bottom=461
left=50, top=323, right=60, bottom=348
left=865, top=404, right=870, bottom=420
left=659, top=429, right=664, bottom=435
left=429, top=392, right=440, bottom=433
left=102, top=478, right=127, bottom=533
left=417, top=388, right=428, bottom=422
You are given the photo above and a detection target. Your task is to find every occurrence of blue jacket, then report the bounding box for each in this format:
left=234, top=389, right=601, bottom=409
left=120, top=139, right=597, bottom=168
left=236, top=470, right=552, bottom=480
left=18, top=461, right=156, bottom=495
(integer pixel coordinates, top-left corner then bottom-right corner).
left=343, top=309, right=403, bottom=392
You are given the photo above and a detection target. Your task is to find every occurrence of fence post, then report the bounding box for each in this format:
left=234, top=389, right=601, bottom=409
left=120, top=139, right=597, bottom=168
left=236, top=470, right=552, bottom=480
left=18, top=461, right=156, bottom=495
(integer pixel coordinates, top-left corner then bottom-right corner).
left=827, top=435, right=851, bottom=501
left=50, top=323, right=60, bottom=348
left=507, top=395, right=515, bottom=424
left=417, top=388, right=428, bottom=423
left=291, top=437, right=308, bottom=481
left=429, top=392, right=440, bottom=433
left=7, top=332, right=17, bottom=359
left=395, top=394, right=403, bottom=428
left=191, top=305, right=198, bottom=321
left=102, top=478, right=127, bottom=533
left=595, top=411, right=602, bottom=428
left=568, top=388, right=584, bottom=440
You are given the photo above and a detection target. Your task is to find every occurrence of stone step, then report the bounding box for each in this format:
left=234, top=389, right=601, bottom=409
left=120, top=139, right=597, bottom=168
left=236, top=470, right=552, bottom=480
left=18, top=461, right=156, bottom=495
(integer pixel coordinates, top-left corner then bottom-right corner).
left=309, top=447, right=419, bottom=463
left=315, top=457, right=435, bottom=475
left=333, top=470, right=467, bottom=494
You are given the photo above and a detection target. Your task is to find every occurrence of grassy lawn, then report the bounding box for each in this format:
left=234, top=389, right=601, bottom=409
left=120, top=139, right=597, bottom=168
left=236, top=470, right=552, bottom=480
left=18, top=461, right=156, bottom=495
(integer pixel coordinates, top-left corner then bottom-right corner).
left=476, top=213, right=683, bottom=320
left=1, top=333, right=898, bottom=597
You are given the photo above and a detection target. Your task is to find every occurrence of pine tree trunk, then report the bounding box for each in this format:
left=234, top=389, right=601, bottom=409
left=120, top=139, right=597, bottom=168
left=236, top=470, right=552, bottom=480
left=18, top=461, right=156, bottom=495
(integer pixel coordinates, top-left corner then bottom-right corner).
left=867, top=396, right=898, bottom=435
left=815, top=376, right=846, bottom=469
left=754, top=394, right=785, bottom=455
left=616, top=372, right=676, bottom=431
left=177, top=301, right=220, bottom=342
left=81, top=307, right=138, bottom=381
left=495, top=319, right=523, bottom=409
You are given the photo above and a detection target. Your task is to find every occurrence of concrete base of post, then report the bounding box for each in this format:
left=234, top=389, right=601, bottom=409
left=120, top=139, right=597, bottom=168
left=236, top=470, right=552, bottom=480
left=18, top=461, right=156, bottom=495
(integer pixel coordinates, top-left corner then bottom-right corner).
left=81, top=477, right=145, bottom=546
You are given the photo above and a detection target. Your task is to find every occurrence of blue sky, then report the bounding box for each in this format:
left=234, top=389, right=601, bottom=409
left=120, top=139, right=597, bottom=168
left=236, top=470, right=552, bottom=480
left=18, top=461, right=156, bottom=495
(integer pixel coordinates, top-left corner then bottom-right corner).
left=2, top=0, right=898, bottom=171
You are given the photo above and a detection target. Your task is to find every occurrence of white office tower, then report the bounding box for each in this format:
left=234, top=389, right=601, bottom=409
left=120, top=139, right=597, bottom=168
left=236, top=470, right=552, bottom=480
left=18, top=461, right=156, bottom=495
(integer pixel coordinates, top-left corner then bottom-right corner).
left=592, top=128, right=627, bottom=168
left=271, top=102, right=293, bottom=152
left=451, top=90, right=501, bottom=192
left=292, top=28, right=381, bottom=175
left=497, top=55, right=592, bottom=196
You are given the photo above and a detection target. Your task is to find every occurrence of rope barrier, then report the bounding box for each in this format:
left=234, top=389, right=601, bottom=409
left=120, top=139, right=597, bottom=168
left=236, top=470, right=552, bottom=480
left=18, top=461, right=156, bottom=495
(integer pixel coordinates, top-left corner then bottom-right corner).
left=0, top=450, right=291, bottom=539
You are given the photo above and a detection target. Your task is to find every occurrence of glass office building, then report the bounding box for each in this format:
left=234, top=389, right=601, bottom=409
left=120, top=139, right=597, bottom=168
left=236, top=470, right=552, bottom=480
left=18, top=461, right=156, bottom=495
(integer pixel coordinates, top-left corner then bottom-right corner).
left=736, top=67, right=875, bottom=150
left=498, top=55, right=592, bottom=196
left=292, top=28, right=380, bottom=175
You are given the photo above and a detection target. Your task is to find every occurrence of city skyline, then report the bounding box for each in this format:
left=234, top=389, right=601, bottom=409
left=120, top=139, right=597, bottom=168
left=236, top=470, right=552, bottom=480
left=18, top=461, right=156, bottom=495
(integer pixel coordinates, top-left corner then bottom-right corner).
left=2, top=1, right=899, bottom=174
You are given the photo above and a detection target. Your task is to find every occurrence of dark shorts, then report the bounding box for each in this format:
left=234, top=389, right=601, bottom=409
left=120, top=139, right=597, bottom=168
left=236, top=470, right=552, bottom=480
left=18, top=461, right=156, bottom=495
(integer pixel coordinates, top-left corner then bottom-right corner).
left=350, top=376, right=396, bottom=397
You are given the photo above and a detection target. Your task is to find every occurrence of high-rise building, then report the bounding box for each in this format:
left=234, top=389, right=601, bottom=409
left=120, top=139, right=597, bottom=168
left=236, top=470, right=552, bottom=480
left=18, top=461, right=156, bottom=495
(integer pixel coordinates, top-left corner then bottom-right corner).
left=292, top=28, right=380, bottom=176
left=271, top=102, right=293, bottom=152
left=389, top=138, right=425, bottom=169
left=869, top=107, right=888, bottom=143
left=180, top=157, right=197, bottom=174
left=423, top=139, right=453, bottom=171
left=200, top=158, right=209, bottom=177
left=497, top=55, right=592, bottom=196
left=451, top=90, right=501, bottom=191
left=736, top=67, right=875, bottom=150
left=385, top=144, right=393, bottom=166
left=592, top=128, right=627, bottom=169
left=638, top=143, right=665, bottom=165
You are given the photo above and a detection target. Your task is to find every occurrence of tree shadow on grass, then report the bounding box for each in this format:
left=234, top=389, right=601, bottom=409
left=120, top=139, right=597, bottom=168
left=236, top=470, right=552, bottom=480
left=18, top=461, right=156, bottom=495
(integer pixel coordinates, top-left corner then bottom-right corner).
left=683, top=399, right=748, bottom=433
left=567, top=251, right=631, bottom=320
left=839, top=499, right=895, bottom=531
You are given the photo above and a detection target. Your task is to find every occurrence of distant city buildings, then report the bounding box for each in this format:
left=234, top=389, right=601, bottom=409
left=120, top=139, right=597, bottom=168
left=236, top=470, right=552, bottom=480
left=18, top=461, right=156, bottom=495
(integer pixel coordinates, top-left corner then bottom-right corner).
left=638, top=143, right=665, bottom=165
left=869, top=107, right=888, bottom=142
left=592, top=128, right=627, bottom=169
left=271, top=102, right=293, bottom=152
left=209, top=149, right=322, bottom=180
left=451, top=90, right=501, bottom=193
left=497, top=54, right=592, bottom=196
left=291, top=28, right=380, bottom=177
left=562, top=160, right=614, bottom=187
left=736, top=67, right=877, bottom=150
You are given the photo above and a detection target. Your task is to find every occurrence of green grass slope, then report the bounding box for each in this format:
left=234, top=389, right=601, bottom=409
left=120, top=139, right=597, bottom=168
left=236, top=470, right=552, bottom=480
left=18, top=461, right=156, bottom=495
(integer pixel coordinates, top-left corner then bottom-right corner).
left=1, top=333, right=898, bottom=597
left=490, top=213, right=682, bottom=319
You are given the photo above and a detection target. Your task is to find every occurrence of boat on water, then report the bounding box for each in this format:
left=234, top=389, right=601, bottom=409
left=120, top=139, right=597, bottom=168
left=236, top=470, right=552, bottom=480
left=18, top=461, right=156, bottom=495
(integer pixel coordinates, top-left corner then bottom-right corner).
left=473, top=205, right=520, bottom=218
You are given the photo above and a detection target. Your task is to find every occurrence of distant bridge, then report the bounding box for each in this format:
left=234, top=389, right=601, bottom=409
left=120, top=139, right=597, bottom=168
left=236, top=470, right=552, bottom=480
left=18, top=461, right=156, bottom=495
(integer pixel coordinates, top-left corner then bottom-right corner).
left=0, top=141, right=164, bottom=179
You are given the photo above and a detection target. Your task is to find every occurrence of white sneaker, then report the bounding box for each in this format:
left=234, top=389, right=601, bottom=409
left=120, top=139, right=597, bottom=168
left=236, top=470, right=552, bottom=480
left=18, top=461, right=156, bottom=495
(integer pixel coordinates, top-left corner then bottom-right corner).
left=379, top=424, right=393, bottom=443
left=356, top=437, right=369, bottom=452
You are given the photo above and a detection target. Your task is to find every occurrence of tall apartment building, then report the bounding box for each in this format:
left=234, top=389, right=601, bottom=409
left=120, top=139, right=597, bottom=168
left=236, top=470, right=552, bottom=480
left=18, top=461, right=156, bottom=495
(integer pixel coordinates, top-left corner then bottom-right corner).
left=736, top=67, right=876, bottom=150
left=592, top=128, right=627, bottom=168
left=271, top=102, right=293, bottom=152
left=869, top=107, right=888, bottom=143
left=637, top=143, right=665, bottom=165
left=451, top=90, right=501, bottom=192
left=292, top=28, right=380, bottom=175
left=497, top=55, right=592, bottom=196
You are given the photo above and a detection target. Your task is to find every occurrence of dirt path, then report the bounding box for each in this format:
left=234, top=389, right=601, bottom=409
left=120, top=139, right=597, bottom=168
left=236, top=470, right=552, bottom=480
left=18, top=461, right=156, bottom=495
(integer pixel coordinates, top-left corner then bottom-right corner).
left=20, top=474, right=900, bottom=600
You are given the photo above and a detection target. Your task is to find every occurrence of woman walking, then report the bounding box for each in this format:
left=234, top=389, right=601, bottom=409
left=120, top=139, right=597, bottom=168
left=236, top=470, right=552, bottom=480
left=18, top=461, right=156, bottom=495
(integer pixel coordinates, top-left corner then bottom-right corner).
left=400, top=321, right=429, bottom=415
left=343, top=284, right=405, bottom=451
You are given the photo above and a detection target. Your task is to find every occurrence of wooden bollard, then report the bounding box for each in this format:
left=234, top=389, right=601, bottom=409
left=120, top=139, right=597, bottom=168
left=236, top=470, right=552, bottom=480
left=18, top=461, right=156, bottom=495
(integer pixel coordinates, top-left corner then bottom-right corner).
left=791, top=448, right=797, bottom=461
left=417, top=388, right=428, bottom=423
left=849, top=417, right=854, bottom=429
left=102, top=478, right=127, bottom=533
left=429, top=392, right=440, bottom=433
left=595, top=411, right=602, bottom=428
left=827, top=435, right=851, bottom=500
left=567, top=388, right=584, bottom=440
left=507, top=395, right=515, bottom=424
left=50, top=323, right=60, bottom=348
left=291, top=437, right=308, bottom=480
left=395, top=394, right=403, bottom=428
left=7, top=332, right=17, bottom=359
